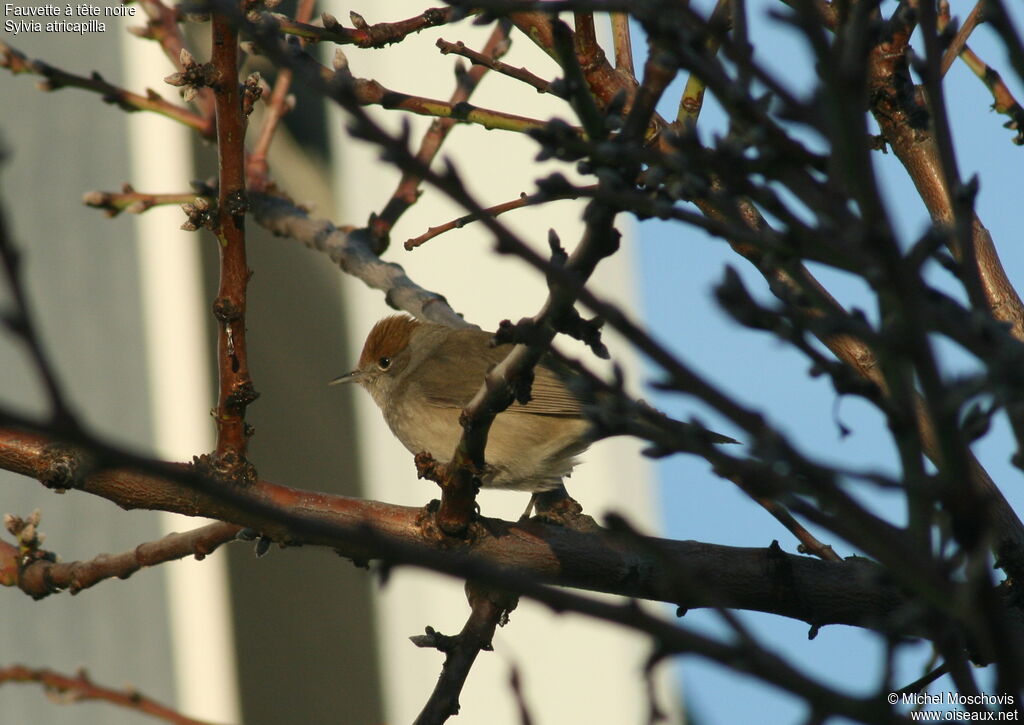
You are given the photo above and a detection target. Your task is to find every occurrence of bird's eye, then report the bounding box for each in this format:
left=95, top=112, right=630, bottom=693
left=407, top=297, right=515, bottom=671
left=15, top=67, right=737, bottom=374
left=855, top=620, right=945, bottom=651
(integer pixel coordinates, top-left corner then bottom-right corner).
left=377, top=356, right=392, bottom=370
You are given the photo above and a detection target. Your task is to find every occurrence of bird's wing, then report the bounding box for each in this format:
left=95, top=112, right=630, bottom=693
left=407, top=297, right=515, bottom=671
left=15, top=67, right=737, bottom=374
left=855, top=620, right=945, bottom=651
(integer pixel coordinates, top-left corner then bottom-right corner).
left=515, top=360, right=583, bottom=417
left=415, top=329, right=582, bottom=417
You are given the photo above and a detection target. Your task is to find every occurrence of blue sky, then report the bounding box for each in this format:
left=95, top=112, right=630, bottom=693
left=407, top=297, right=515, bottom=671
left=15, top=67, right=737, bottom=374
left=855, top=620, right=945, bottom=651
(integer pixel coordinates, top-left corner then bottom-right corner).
left=636, top=2, right=1024, bottom=722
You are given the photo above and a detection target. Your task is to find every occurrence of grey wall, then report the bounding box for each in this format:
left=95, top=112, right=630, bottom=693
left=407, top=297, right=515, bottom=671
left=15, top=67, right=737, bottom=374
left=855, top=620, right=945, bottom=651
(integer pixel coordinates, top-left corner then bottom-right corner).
left=0, top=24, right=177, bottom=725
left=0, top=18, right=384, bottom=725
left=216, top=215, right=385, bottom=725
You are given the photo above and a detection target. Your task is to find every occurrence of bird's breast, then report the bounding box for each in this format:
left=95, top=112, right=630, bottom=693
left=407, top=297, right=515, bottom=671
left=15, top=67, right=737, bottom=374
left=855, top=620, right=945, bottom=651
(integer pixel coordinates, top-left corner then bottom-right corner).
left=383, top=397, right=463, bottom=460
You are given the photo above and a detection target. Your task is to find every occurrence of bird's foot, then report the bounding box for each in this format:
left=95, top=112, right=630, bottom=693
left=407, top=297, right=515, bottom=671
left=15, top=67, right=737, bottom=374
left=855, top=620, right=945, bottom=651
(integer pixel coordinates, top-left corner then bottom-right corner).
left=524, top=485, right=600, bottom=532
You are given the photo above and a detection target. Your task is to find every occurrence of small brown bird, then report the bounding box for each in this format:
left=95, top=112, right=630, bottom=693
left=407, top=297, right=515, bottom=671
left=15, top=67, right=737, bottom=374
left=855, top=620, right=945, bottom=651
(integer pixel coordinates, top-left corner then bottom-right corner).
left=331, top=315, right=594, bottom=492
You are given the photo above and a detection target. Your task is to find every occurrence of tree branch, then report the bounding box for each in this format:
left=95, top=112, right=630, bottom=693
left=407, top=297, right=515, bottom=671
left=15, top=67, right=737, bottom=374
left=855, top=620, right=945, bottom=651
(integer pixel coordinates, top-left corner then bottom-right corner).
left=1, top=520, right=239, bottom=599
left=413, top=582, right=518, bottom=724
left=0, top=424, right=979, bottom=644
left=275, top=6, right=464, bottom=48
left=248, top=192, right=468, bottom=327
left=369, top=22, right=515, bottom=250
left=0, top=665, right=225, bottom=725
left=208, top=13, right=256, bottom=474
left=0, top=41, right=214, bottom=139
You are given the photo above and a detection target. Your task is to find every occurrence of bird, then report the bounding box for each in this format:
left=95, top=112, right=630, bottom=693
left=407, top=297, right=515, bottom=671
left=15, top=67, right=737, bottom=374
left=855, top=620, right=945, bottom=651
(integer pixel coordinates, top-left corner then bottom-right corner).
left=331, top=314, right=600, bottom=493
left=332, top=315, right=736, bottom=499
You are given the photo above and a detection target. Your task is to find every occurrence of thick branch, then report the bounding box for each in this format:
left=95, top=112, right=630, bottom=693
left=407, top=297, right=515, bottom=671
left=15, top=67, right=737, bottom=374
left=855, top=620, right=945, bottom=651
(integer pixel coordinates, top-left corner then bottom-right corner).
left=502, top=1, right=1024, bottom=586
left=0, top=425, right=965, bottom=639
left=249, top=192, right=468, bottom=327
left=868, top=8, right=1024, bottom=338
left=210, top=13, right=255, bottom=468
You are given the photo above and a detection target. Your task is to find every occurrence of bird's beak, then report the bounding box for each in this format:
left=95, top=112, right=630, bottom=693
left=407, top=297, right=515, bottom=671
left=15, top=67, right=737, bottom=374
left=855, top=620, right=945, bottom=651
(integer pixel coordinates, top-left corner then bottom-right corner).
left=329, top=369, right=362, bottom=386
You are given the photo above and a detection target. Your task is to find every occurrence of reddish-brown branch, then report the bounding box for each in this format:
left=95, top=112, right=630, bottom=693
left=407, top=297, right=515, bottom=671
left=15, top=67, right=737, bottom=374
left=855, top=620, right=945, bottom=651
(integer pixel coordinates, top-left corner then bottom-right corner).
left=209, top=13, right=256, bottom=472
left=247, top=0, right=316, bottom=191
left=0, top=541, right=17, bottom=586
left=500, top=3, right=1024, bottom=579
left=572, top=11, right=600, bottom=64
left=0, top=41, right=214, bottom=139
left=1, top=522, right=240, bottom=599
left=510, top=11, right=637, bottom=119
left=131, top=0, right=217, bottom=123
left=0, top=425, right=932, bottom=633
left=436, top=38, right=563, bottom=98
left=276, top=6, right=464, bottom=48
left=369, top=23, right=513, bottom=249
left=0, top=665, right=223, bottom=725
left=867, top=5, right=1024, bottom=340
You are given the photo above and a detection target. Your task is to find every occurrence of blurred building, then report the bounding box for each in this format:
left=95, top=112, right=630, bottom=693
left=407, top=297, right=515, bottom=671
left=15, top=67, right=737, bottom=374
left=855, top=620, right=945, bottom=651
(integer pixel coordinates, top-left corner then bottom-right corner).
left=0, top=5, right=678, bottom=723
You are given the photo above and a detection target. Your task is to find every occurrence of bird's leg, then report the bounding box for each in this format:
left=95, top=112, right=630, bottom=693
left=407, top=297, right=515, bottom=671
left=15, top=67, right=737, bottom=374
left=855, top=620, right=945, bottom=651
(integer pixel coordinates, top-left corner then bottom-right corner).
left=533, top=483, right=582, bottom=517
left=523, top=484, right=599, bottom=531
left=519, top=494, right=540, bottom=522
left=519, top=483, right=578, bottom=521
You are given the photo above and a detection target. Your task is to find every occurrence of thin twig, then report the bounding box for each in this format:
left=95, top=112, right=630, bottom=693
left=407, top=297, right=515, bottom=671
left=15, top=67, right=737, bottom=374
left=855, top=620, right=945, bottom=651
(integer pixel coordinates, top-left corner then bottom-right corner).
left=0, top=665, right=225, bottom=725
left=724, top=474, right=841, bottom=562
left=404, top=186, right=595, bottom=250
left=248, top=0, right=317, bottom=190
left=368, top=23, right=515, bottom=250
left=676, top=0, right=731, bottom=129
left=957, top=47, right=1024, bottom=144
left=937, top=0, right=1024, bottom=144
left=895, top=662, right=952, bottom=695
left=131, top=0, right=217, bottom=123
left=0, top=181, right=77, bottom=426
left=610, top=12, right=634, bottom=74
left=82, top=185, right=211, bottom=218
left=982, top=0, right=1024, bottom=83
left=3, top=522, right=240, bottom=599
left=0, top=41, right=213, bottom=139
left=413, top=583, right=518, bottom=724
left=436, top=38, right=564, bottom=97
left=939, top=0, right=985, bottom=77
left=347, top=75, right=556, bottom=133
left=508, top=664, right=534, bottom=725
left=275, top=6, right=465, bottom=48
